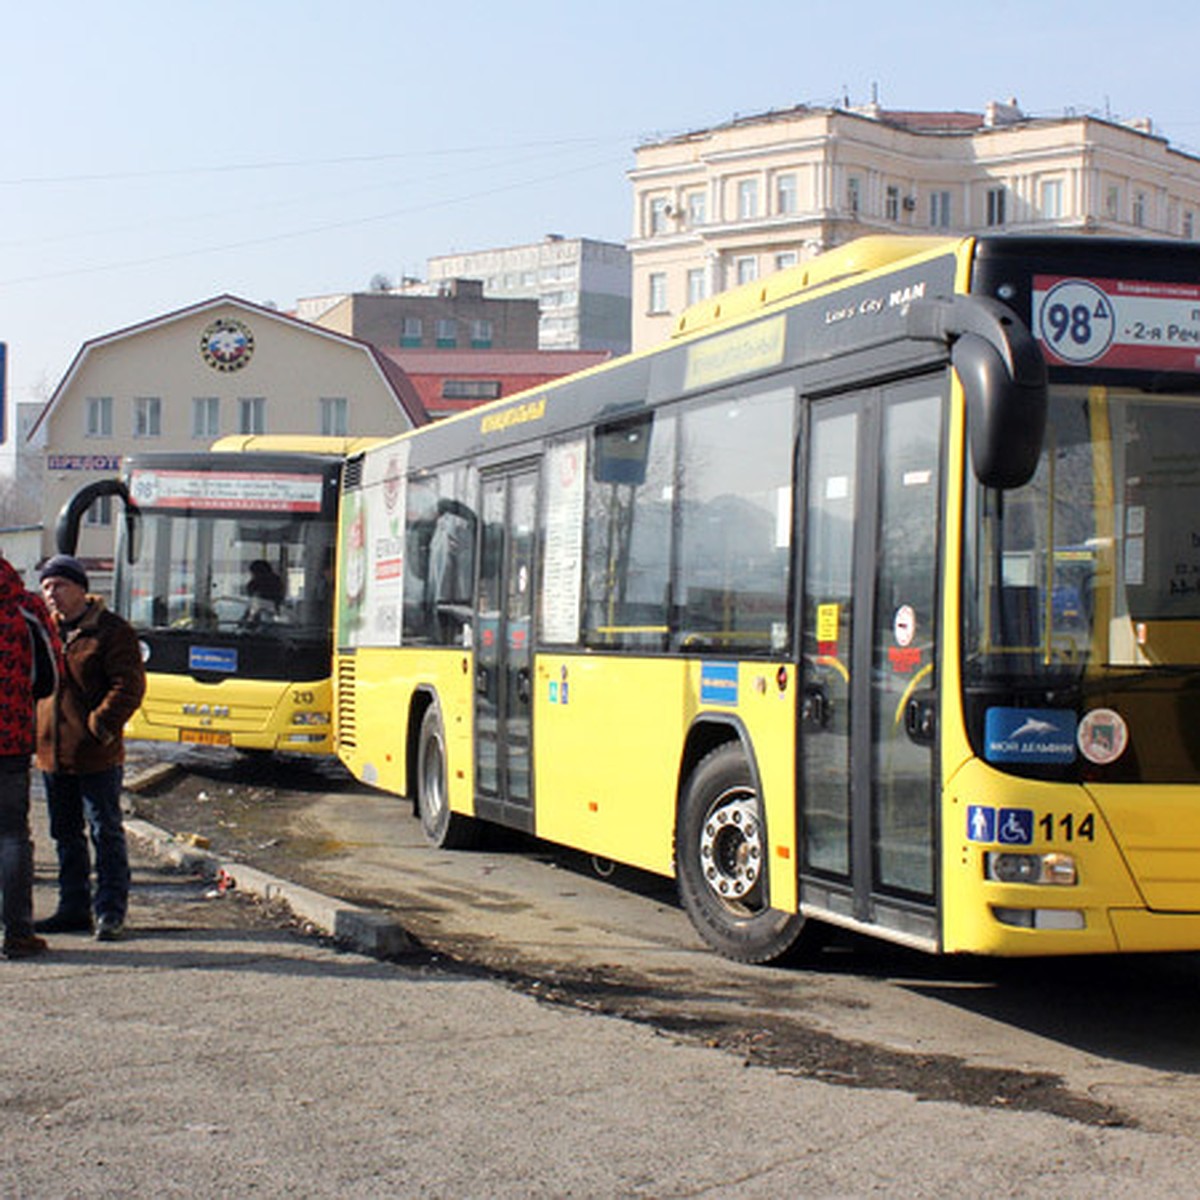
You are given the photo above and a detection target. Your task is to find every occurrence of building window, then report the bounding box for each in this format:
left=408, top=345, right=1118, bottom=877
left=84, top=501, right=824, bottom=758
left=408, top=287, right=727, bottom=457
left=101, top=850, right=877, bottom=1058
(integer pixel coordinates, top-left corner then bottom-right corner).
left=686, top=268, right=707, bottom=306
left=774, top=251, right=798, bottom=272
left=930, top=190, right=952, bottom=228
left=84, top=494, right=113, bottom=528
left=192, top=397, right=219, bottom=439
left=886, top=185, right=900, bottom=221
left=650, top=196, right=671, bottom=235
left=847, top=175, right=862, bottom=216
left=470, top=319, right=493, bottom=349
left=738, top=178, right=759, bottom=220
left=986, top=187, right=1007, bottom=227
left=435, top=319, right=457, bottom=348
left=1185, top=210, right=1195, bottom=240
left=1105, top=185, right=1120, bottom=221
left=400, top=317, right=422, bottom=348
left=776, top=173, right=797, bottom=215
left=239, top=397, right=266, bottom=435
left=320, top=397, right=348, bottom=436
left=133, top=396, right=161, bottom=438
left=734, top=256, right=758, bottom=286
left=1133, top=190, right=1147, bottom=228
left=442, top=380, right=503, bottom=400
left=86, top=396, right=113, bottom=438
left=686, top=191, right=707, bottom=226
left=648, top=272, right=668, bottom=314
left=1040, top=179, right=1064, bottom=220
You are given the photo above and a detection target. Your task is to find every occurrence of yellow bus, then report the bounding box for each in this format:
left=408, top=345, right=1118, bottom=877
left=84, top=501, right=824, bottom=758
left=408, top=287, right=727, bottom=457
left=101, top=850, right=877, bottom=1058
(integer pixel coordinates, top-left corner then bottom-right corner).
left=59, top=436, right=376, bottom=755
left=335, top=235, right=1200, bottom=962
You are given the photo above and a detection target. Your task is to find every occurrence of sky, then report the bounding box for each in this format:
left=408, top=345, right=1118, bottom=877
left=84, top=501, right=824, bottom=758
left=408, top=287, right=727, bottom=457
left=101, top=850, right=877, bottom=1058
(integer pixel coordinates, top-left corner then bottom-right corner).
left=2, top=0, right=1198, bottom=463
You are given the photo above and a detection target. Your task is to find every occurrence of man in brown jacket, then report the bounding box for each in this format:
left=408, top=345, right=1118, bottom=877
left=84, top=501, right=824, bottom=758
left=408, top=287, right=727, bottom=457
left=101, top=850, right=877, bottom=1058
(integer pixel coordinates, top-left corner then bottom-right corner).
left=35, top=555, right=145, bottom=941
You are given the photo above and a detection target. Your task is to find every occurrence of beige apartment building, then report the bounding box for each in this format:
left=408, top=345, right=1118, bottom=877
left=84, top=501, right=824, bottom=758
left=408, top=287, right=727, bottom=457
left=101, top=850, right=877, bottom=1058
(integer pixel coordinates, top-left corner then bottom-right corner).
left=30, top=295, right=424, bottom=585
left=628, top=99, right=1200, bottom=350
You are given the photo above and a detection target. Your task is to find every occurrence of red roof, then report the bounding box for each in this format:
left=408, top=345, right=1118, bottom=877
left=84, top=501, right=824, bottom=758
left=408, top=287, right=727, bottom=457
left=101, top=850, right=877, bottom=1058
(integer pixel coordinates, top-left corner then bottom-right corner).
left=377, top=348, right=611, bottom=417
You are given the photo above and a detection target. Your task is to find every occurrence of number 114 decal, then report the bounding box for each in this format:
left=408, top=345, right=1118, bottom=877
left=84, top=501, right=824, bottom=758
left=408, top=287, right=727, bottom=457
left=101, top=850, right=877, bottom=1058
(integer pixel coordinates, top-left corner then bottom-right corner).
left=1039, top=811, right=1096, bottom=842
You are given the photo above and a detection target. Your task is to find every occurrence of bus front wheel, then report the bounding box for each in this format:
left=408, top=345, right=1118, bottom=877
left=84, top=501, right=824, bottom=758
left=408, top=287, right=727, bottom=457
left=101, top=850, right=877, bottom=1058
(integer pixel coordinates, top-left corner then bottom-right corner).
left=676, top=743, right=815, bottom=965
left=416, top=706, right=478, bottom=849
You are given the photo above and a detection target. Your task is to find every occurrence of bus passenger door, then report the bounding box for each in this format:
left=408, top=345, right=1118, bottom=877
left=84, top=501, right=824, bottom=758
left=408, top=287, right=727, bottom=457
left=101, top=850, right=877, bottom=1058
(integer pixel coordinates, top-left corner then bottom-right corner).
left=800, top=380, right=943, bottom=939
left=475, top=466, right=537, bottom=830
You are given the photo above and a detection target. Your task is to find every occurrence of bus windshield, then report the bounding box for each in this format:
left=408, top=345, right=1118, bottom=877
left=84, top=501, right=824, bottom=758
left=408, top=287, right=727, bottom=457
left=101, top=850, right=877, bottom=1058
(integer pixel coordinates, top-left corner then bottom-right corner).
left=965, top=384, right=1200, bottom=684
left=119, top=510, right=336, bottom=643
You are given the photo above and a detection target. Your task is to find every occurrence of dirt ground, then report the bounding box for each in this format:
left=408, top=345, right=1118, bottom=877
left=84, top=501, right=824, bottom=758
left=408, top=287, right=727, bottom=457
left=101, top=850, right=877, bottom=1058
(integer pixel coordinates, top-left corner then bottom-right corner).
left=125, top=746, right=1133, bottom=1129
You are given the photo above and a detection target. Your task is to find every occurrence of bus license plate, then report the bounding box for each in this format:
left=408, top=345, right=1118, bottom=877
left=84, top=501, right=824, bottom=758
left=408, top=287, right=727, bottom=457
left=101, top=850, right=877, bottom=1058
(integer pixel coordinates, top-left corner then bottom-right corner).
left=180, top=729, right=231, bottom=747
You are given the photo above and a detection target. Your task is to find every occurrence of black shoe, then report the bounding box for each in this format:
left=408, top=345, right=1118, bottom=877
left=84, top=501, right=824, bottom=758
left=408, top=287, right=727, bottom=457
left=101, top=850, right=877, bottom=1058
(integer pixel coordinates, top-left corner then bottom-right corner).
left=3, top=934, right=48, bottom=960
left=95, top=915, right=125, bottom=942
left=35, top=911, right=94, bottom=934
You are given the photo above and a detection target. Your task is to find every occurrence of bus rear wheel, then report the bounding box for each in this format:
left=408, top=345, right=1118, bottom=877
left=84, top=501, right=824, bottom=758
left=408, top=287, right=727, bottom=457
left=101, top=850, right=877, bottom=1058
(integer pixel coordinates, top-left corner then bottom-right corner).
left=417, top=705, right=478, bottom=849
left=676, top=743, right=816, bottom=965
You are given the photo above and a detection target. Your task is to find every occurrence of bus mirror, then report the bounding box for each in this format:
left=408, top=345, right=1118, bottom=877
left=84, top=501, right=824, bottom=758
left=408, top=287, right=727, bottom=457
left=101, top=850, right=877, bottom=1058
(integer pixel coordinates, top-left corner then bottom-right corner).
left=55, top=479, right=139, bottom=559
left=953, top=333, right=1046, bottom=490
left=907, top=295, right=1047, bottom=490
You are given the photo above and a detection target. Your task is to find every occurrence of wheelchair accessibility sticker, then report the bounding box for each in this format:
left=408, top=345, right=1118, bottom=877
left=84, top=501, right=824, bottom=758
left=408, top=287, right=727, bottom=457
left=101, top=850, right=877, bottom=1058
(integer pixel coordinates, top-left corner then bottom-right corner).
left=967, top=805, right=1034, bottom=845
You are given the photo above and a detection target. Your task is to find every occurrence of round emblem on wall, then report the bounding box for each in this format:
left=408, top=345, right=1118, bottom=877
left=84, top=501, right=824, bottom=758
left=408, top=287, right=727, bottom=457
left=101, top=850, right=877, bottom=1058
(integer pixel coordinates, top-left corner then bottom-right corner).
left=200, top=316, right=255, bottom=372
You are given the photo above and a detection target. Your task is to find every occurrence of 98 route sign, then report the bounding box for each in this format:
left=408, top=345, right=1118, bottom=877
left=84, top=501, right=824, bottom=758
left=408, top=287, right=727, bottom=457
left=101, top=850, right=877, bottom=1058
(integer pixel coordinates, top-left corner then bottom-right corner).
left=1033, top=274, right=1200, bottom=370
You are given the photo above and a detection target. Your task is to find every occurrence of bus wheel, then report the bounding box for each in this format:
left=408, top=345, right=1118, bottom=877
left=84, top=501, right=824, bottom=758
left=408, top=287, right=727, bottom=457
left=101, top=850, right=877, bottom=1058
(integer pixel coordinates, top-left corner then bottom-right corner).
left=676, top=743, right=813, bottom=965
left=417, top=705, right=478, bottom=850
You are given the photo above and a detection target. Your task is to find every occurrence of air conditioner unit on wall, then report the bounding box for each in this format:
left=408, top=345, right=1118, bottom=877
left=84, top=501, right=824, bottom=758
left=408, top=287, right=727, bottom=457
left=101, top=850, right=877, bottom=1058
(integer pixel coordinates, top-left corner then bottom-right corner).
left=902, top=195, right=917, bottom=211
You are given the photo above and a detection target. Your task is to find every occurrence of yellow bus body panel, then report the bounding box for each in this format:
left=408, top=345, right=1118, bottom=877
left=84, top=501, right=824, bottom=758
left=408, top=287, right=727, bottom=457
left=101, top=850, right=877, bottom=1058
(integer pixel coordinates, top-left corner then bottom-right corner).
left=1087, top=784, right=1200, bottom=912
left=337, top=646, right=475, bottom=806
left=129, top=672, right=333, bottom=755
left=532, top=656, right=797, bottom=910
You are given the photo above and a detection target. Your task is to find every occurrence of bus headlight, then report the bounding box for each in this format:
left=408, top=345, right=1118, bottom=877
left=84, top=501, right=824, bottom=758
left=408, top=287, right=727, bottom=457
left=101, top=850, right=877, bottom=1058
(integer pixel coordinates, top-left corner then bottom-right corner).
left=291, top=711, right=330, bottom=726
left=986, top=851, right=1077, bottom=886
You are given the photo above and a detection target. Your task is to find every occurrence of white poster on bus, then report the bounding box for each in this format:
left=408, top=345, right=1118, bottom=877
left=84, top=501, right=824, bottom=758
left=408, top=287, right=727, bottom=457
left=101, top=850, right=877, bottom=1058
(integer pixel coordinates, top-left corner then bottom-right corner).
left=541, top=438, right=586, bottom=644
left=339, top=442, right=409, bottom=648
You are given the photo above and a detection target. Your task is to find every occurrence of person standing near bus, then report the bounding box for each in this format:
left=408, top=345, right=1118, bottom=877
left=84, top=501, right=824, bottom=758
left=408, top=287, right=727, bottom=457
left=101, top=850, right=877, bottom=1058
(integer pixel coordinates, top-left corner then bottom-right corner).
left=35, top=555, right=145, bottom=942
left=0, top=553, right=60, bottom=959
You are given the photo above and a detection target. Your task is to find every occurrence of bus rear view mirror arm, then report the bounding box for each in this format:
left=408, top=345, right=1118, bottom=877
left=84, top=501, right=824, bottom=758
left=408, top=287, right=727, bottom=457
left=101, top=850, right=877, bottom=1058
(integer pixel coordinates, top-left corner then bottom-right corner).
left=55, top=478, right=141, bottom=564
left=907, top=295, right=1048, bottom=491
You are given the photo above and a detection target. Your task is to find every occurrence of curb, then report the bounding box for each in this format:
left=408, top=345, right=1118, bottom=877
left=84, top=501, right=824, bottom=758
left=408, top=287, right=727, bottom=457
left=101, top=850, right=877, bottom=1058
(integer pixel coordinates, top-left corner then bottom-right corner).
left=124, top=816, right=416, bottom=959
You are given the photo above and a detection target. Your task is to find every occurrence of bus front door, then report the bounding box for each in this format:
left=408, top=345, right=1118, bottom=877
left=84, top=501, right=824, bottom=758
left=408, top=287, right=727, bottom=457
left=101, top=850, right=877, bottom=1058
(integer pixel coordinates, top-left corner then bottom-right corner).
left=474, top=466, right=537, bottom=830
left=800, top=380, right=944, bottom=943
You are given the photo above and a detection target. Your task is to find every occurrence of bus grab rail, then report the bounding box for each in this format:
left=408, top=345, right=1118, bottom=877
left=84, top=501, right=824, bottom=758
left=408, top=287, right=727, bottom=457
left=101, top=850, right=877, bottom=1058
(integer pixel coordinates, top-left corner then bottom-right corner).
left=906, top=294, right=1048, bottom=491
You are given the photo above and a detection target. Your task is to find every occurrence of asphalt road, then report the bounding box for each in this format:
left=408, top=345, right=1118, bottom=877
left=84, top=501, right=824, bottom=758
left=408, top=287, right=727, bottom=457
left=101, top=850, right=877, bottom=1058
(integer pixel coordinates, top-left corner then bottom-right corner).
left=9, top=745, right=1200, bottom=1196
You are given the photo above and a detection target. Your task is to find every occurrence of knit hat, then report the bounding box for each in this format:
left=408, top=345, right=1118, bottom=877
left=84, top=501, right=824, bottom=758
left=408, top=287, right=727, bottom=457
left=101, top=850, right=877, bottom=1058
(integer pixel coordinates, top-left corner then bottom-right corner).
left=39, top=554, right=89, bottom=591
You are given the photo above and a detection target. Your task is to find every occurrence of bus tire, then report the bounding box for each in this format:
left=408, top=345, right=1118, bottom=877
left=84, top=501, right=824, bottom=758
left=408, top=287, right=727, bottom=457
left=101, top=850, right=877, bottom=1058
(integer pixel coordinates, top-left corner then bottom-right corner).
left=417, top=705, right=478, bottom=850
left=676, top=742, right=816, bottom=965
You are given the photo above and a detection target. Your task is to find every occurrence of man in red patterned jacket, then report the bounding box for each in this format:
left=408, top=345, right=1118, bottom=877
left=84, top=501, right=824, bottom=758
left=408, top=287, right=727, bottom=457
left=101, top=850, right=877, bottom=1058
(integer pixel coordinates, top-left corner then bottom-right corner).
left=0, top=553, right=60, bottom=959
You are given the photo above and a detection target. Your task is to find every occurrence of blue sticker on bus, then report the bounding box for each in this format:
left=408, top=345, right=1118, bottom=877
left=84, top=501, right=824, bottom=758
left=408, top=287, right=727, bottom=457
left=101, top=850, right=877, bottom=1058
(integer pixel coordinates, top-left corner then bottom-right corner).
left=700, top=662, right=738, bottom=706
left=967, top=805, right=996, bottom=842
left=997, top=808, right=1035, bottom=845
left=189, top=646, right=238, bottom=673
left=984, top=707, right=1076, bottom=764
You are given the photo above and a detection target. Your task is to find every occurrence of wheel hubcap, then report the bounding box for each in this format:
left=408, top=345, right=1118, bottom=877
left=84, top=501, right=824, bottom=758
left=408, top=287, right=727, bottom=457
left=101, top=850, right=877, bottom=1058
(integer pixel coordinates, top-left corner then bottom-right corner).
left=422, top=736, right=445, bottom=822
left=699, top=788, right=764, bottom=911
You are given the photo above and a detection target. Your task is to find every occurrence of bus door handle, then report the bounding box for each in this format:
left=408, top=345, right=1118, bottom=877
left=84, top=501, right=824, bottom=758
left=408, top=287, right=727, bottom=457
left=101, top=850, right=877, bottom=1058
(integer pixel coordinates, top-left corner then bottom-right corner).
left=904, top=693, right=937, bottom=746
left=801, top=684, right=830, bottom=728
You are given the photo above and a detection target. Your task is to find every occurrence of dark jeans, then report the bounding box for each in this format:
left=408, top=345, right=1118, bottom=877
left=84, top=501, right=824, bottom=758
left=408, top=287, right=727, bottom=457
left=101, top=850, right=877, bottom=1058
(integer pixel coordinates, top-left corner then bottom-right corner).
left=43, top=766, right=130, bottom=922
left=0, top=759, right=36, bottom=941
